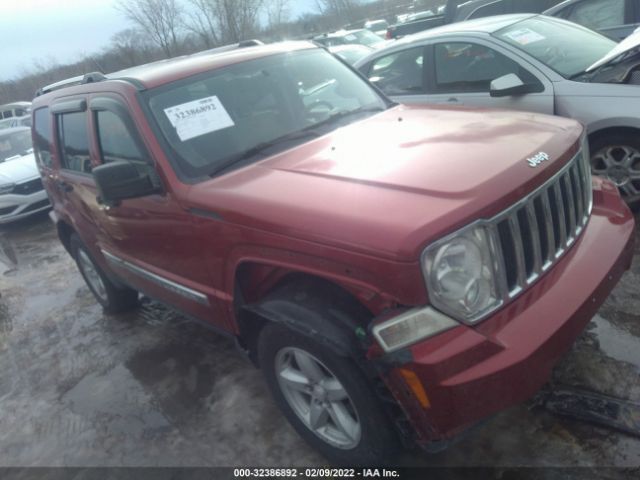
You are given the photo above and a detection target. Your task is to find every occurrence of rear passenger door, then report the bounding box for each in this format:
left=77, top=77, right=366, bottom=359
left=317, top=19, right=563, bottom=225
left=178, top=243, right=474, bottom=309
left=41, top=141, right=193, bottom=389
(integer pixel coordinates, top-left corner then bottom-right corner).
left=51, top=97, right=101, bottom=238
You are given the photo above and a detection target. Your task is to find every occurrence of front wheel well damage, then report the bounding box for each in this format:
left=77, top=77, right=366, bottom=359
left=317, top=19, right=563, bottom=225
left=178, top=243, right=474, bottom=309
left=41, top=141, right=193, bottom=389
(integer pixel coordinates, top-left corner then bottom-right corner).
left=235, top=270, right=375, bottom=367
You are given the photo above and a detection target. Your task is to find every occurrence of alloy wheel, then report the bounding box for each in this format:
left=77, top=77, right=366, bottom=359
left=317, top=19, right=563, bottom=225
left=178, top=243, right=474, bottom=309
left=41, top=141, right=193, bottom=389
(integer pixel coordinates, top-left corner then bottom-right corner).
left=275, top=346, right=361, bottom=449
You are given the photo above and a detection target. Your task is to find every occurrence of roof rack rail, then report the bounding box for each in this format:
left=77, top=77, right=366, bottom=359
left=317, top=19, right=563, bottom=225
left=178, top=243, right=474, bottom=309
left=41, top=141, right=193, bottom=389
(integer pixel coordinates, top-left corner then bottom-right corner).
left=35, top=71, right=107, bottom=97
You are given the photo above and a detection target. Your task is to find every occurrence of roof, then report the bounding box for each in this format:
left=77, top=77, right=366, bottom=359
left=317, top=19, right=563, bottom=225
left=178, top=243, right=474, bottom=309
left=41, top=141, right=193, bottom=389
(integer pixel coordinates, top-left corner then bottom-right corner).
left=107, top=41, right=316, bottom=90
left=395, top=13, right=537, bottom=44
left=37, top=41, right=317, bottom=96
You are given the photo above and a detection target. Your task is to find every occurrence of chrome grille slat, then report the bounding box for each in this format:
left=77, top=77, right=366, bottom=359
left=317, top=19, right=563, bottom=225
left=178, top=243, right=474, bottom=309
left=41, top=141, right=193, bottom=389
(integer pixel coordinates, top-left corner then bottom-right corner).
left=553, top=181, right=568, bottom=249
left=541, top=192, right=555, bottom=265
left=525, top=202, right=542, bottom=274
left=571, top=164, right=584, bottom=223
left=563, top=174, right=577, bottom=237
left=507, top=214, right=527, bottom=288
left=491, top=151, right=591, bottom=299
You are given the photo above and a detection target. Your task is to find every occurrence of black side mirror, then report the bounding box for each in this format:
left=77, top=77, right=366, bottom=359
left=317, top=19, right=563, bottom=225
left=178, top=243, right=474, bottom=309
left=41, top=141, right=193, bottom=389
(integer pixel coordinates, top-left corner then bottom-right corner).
left=490, top=73, right=537, bottom=97
left=93, top=161, right=161, bottom=206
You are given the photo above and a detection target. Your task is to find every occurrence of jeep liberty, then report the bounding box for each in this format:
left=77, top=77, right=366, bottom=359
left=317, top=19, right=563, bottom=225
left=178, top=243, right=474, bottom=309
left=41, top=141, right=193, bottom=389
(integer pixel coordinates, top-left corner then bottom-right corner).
left=31, top=42, right=635, bottom=465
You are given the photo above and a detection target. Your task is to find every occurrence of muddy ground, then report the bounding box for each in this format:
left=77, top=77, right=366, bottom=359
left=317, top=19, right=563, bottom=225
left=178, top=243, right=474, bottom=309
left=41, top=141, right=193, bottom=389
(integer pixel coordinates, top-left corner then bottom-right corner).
left=0, top=211, right=638, bottom=470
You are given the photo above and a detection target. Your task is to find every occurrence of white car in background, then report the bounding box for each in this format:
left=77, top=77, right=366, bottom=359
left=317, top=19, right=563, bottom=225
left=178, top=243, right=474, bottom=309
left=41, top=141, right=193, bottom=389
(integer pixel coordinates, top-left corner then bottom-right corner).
left=355, top=14, right=640, bottom=203
left=0, top=127, right=51, bottom=224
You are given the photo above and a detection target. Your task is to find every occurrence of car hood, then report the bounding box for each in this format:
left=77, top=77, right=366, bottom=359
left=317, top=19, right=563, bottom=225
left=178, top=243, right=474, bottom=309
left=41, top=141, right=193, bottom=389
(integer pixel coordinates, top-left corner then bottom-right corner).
left=188, top=105, right=581, bottom=260
left=0, top=153, right=39, bottom=184
left=587, top=28, right=640, bottom=72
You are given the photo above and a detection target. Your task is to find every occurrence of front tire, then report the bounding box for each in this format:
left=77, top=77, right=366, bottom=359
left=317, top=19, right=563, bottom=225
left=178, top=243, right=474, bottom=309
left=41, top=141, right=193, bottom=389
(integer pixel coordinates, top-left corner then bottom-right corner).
left=258, top=323, right=399, bottom=465
left=70, top=234, right=138, bottom=313
left=590, top=133, right=640, bottom=206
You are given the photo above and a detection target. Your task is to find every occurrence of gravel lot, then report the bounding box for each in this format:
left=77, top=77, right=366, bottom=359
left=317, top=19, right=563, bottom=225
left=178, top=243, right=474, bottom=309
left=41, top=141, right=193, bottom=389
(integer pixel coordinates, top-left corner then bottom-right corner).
left=0, top=211, right=638, bottom=469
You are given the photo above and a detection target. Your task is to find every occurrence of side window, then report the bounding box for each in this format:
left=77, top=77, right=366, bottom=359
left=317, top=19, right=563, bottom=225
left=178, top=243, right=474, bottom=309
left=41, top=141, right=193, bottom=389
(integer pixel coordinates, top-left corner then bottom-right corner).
left=368, top=47, right=425, bottom=95
left=33, top=107, right=53, bottom=168
left=567, top=0, right=625, bottom=30
left=434, top=42, right=541, bottom=93
left=57, top=111, right=92, bottom=174
left=95, top=110, right=145, bottom=164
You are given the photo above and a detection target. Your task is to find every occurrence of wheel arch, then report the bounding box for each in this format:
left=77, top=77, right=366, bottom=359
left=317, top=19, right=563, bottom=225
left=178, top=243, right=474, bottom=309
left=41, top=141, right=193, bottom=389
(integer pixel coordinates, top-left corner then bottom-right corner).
left=233, top=262, right=381, bottom=367
left=586, top=124, right=640, bottom=147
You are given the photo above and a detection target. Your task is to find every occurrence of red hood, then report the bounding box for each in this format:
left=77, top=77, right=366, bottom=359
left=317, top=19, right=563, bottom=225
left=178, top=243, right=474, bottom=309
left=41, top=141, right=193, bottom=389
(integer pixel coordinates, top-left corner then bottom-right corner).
left=188, top=105, right=582, bottom=260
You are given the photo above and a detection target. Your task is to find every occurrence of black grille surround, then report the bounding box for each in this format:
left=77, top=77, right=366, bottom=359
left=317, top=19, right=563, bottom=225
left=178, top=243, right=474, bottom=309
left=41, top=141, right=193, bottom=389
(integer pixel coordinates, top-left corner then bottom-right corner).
left=11, top=178, right=44, bottom=195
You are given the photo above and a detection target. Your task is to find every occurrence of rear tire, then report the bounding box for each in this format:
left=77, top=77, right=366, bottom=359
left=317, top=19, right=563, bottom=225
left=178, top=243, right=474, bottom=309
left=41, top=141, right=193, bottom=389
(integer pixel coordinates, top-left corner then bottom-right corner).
left=258, top=322, right=399, bottom=466
left=70, top=234, right=138, bottom=313
left=590, top=133, right=640, bottom=206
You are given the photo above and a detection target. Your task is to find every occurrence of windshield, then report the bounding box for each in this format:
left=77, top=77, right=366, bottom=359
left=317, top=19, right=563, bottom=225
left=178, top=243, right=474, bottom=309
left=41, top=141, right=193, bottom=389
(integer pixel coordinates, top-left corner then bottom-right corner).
left=494, top=17, right=616, bottom=78
left=0, top=129, right=33, bottom=162
left=146, top=48, right=387, bottom=179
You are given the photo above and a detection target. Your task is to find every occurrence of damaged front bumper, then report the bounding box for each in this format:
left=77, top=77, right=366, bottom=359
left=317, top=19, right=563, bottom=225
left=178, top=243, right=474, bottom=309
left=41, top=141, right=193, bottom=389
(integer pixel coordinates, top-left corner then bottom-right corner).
left=376, top=178, right=636, bottom=448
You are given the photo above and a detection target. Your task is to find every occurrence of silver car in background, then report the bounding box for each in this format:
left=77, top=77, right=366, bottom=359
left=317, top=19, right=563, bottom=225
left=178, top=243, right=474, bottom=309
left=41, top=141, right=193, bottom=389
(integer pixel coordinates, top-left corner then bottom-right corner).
left=355, top=14, right=640, bottom=203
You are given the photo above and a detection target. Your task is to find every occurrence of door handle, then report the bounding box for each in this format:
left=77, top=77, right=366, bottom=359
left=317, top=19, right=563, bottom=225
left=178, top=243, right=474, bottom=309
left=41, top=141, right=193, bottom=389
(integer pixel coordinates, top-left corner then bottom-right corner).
left=446, top=97, right=460, bottom=103
left=56, top=180, right=73, bottom=193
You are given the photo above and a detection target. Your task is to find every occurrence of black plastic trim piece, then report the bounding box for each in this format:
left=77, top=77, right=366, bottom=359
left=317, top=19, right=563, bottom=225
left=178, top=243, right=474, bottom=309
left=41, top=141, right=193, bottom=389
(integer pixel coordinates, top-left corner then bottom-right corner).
left=51, top=99, right=87, bottom=114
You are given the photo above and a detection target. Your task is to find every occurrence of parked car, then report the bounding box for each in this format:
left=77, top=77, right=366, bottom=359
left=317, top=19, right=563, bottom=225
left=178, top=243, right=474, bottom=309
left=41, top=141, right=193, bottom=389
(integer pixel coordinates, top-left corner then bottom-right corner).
left=0, top=101, right=31, bottom=120
left=364, top=19, right=389, bottom=37
left=0, top=127, right=50, bottom=224
left=0, top=115, right=32, bottom=130
left=328, top=44, right=374, bottom=65
left=356, top=14, right=640, bottom=204
left=544, top=0, right=640, bottom=40
left=32, top=41, right=634, bottom=465
left=386, top=0, right=560, bottom=39
left=313, top=29, right=385, bottom=48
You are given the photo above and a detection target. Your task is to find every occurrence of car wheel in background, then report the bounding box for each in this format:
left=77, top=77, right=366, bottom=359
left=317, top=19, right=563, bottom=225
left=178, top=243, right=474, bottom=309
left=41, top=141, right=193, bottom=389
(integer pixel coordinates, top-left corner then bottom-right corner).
left=590, top=133, right=640, bottom=206
left=70, top=234, right=138, bottom=313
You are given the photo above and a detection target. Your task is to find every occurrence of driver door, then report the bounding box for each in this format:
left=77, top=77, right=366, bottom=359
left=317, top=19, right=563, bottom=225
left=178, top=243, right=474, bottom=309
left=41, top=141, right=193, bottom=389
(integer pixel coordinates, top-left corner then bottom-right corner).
left=424, top=38, right=555, bottom=114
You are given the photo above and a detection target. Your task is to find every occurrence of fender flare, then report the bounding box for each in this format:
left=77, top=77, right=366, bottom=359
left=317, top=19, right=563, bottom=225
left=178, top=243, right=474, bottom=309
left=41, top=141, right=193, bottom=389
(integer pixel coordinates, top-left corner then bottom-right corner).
left=240, top=275, right=371, bottom=361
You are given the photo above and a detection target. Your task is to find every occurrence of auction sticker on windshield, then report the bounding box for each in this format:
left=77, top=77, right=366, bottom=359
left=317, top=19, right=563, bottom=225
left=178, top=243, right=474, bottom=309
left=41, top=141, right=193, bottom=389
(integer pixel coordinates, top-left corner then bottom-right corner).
left=503, top=28, right=545, bottom=46
left=164, top=95, right=234, bottom=141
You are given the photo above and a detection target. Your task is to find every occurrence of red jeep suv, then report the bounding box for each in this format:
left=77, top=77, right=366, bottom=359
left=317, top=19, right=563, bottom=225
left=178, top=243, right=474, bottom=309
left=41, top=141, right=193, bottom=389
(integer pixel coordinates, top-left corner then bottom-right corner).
left=31, top=41, right=634, bottom=465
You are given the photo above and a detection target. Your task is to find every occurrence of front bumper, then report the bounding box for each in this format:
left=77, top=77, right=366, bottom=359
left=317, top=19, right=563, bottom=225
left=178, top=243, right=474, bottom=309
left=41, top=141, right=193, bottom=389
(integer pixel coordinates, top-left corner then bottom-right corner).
left=0, top=188, right=50, bottom=224
left=383, top=178, right=635, bottom=446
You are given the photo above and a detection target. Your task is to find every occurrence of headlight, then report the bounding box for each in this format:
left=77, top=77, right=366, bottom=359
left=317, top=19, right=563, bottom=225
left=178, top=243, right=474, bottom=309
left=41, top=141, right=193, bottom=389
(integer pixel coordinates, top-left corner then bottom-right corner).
left=372, top=307, right=458, bottom=352
left=0, top=183, right=15, bottom=195
left=422, top=225, right=502, bottom=324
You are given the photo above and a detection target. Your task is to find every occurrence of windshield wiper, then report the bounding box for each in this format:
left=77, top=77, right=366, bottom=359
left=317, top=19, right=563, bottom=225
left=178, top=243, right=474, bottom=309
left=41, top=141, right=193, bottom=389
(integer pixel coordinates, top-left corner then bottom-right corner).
left=311, top=106, right=386, bottom=130
left=208, top=128, right=321, bottom=177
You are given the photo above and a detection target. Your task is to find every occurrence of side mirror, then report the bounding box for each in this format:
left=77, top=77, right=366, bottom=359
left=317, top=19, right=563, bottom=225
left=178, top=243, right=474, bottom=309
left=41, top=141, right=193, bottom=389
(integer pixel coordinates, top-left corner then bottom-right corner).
left=490, top=73, right=536, bottom=97
left=93, top=161, right=161, bottom=206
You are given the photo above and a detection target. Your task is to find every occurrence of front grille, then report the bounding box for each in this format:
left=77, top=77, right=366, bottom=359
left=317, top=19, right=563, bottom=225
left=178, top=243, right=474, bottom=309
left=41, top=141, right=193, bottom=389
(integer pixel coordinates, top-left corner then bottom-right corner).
left=492, top=151, right=592, bottom=296
left=11, top=178, right=44, bottom=195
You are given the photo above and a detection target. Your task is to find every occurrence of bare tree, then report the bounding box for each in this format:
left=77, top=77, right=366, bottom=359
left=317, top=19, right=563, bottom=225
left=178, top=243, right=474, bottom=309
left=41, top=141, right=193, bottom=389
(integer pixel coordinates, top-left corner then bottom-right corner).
left=315, top=0, right=361, bottom=22
left=184, top=0, right=265, bottom=45
left=182, top=0, right=221, bottom=48
left=115, top=0, right=184, bottom=57
left=267, top=0, right=290, bottom=28
left=111, top=28, right=153, bottom=67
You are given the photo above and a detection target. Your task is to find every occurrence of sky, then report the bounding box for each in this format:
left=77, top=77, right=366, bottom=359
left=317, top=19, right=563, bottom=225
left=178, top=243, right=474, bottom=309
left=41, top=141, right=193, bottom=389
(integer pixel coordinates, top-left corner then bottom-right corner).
left=0, top=0, right=318, bottom=82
